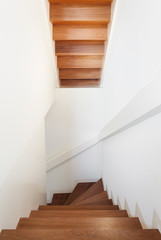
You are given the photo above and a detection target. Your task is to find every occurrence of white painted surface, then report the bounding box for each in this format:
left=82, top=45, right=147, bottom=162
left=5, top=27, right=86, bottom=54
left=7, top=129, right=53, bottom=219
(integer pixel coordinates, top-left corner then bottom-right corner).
left=102, top=112, right=161, bottom=231
left=0, top=122, right=47, bottom=229
left=0, top=0, right=56, bottom=230
left=46, top=70, right=161, bottom=171
left=47, top=142, right=102, bottom=203
left=45, top=88, right=102, bottom=160
left=100, top=0, right=161, bottom=231
left=46, top=135, right=99, bottom=171
left=100, top=69, right=161, bottom=140
left=101, top=0, right=161, bottom=126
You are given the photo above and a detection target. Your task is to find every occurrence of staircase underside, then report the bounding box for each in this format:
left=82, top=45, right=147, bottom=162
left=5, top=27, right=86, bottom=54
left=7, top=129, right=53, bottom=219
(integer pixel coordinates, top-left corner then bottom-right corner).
left=49, top=0, right=112, bottom=87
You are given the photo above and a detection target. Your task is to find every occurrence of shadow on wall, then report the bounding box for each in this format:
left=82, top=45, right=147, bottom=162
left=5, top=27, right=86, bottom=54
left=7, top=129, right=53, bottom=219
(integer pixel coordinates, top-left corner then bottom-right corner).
left=108, top=188, right=161, bottom=232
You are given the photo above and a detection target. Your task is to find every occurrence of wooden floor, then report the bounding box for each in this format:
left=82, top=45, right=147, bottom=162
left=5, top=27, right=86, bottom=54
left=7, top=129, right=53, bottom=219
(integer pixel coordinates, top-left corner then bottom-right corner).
left=1, top=178, right=161, bottom=240
left=48, top=0, right=112, bottom=87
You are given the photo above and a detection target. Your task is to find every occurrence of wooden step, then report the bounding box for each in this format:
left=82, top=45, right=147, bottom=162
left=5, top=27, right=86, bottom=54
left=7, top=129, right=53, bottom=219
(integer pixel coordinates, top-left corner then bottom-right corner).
left=58, top=56, right=103, bottom=68
left=38, top=205, right=120, bottom=210
left=49, top=0, right=113, bottom=4
left=59, top=69, right=101, bottom=80
left=55, top=41, right=105, bottom=56
left=53, top=24, right=108, bottom=40
left=1, top=229, right=161, bottom=240
left=17, top=217, right=142, bottom=230
left=50, top=3, right=111, bottom=24
left=30, top=210, right=128, bottom=218
left=60, top=79, right=100, bottom=87
left=52, top=193, right=71, bottom=205
left=71, top=178, right=104, bottom=205
left=72, top=191, right=111, bottom=205
left=65, top=182, right=95, bottom=205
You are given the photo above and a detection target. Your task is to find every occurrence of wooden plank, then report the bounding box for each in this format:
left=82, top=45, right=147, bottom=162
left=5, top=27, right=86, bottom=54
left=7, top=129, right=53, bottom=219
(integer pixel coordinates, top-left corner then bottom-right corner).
left=38, top=205, right=120, bottom=210
left=72, top=192, right=112, bottom=206
left=59, top=69, right=101, bottom=79
left=71, top=179, right=104, bottom=205
left=50, top=4, right=111, bottom=24
left=55, top=41, right=105, bottom=56
left=53, top=24, right=108, bottom=40
left=49, top=0, right=113, bottom=3
left=57, top=56, right=103, bottom=68
left=52, top=193, right=71, bottom=205
left=60, top=79, right=100, bottom=87
left=1, top=230, right=160, bottom=240
left=65, top=182, right=95, bottom=205
left=30, top=210, right=128, bottom=218
left=17, top=217, right=142, bottom=230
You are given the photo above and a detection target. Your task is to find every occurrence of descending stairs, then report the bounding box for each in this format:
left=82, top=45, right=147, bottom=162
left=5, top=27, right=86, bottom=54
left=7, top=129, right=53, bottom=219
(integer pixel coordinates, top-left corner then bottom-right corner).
left=48, top=0, right=112, bottom=87
left=0, top=179, right=161, bottom=240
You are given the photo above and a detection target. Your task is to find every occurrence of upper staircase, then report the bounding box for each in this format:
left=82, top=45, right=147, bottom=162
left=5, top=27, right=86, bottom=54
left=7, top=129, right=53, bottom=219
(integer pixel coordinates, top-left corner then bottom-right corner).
left=48, top=0, right=112, bottom=87
left=0, top=178, right=161, bottom=239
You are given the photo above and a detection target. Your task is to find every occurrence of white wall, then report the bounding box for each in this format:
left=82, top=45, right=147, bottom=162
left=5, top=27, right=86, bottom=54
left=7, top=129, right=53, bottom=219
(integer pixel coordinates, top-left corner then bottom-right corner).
left=0, top=0, right=56, bottom=230
left=102, top=113, right=161, bottom=231
left=47, top=142, right=102, bottom=203
left=101, top=0, right=161, bottom=232
left=45, top=88, right=102, bottom=160
left=101, top=0, right=161, bottom=126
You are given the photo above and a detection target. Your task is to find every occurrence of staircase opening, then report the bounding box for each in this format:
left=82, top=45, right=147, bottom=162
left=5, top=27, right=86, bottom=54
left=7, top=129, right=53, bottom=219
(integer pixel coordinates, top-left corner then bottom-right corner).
left=48, top=0, right=113, bottom=88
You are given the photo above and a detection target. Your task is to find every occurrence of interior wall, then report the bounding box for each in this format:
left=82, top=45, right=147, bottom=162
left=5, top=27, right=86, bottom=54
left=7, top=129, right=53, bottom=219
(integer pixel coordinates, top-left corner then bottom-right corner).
left=45, top=88, right=102, bottom=160
left=101, top=0, right=161, bottom=127
left=0, top=0, right=56, bottom=230
left=102, top=113, right=161, bottom=231
left=101, top=0, right=161, bottom=232
left=47, top=142, right=102, bottom=203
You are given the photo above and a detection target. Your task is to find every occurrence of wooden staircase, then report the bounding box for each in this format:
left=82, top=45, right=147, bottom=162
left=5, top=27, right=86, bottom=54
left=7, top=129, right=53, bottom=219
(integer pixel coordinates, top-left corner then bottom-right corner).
left=48, top=0, right=112, bottom=88
left=1, top=179, right=161, bottom=239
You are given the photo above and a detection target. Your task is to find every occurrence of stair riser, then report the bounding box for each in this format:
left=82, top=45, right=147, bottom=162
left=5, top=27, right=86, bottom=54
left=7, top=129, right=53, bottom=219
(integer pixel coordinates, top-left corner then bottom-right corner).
left=30, top=210, right=128, bottom=218
left=50, top=3, right=111, bottom=23
left=17, top=218, right=142, bottom=230
left=1, top=230, right=160, bottom=240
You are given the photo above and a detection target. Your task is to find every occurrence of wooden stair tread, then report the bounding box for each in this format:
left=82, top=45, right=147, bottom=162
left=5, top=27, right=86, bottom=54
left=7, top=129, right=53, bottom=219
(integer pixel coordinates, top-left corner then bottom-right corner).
left=60, top=79, right=100, bottom=87
left=72, top=191, right=111, bottom=205
left=53, top=24, right=108, bottom=40
left=65, top=182, right=95, bottom=205
left=1, top=229, right=161, bottom=240
left=30, top=210, right=128, bottom=218
left=55, top=41, right=105, bottom=56
left=52, top=193, right=71, bottom=205
left=71, top=178, right=104, bottom=205
left=38, top=205, right=119, bottom=210
left=17, top=217, right=142, bottom=230
left=50, top=3, right=111, bottom=24
left=49, top=0, right=113, bottom=4
left=59, top=69, right=101, bottom=80
left=58, top=56, right=103, bottom=68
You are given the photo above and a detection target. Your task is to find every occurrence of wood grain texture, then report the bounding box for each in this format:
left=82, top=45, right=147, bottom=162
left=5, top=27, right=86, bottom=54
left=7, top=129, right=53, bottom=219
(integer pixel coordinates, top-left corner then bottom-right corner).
left=55, top=41, right=105, bottom=56
left=59, top=69, right=101, bottom=79
left=30, top=210, right=128, bottom=218
left=49, top=0, right=113, bottom=3
left=1, top=229, right=160, bottom=240
left=38, top=205, right=120, bottom=210
left=71, top=178, right=104, bottom=205
left=65, top=182, right=95, bottom=205
left=17, top=217, right=142, bottom=230
left=72, top=192, right=112, bottom=206
left=53, top=24, right=108, bottom=40
left=50, top=3, right=111, bottom=23
left=52, top=193, right=71, bottom=205
left=49, top=0, right=110, bottom=86
left=58, top=56, right=103, bottom=68
left=60, top=79, right=100, bottom=87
